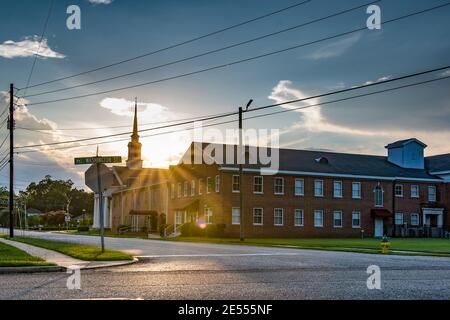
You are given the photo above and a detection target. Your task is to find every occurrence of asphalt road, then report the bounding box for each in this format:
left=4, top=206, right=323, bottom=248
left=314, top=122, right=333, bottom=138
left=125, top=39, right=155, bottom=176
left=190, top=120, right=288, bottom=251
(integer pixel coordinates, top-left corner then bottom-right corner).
left=1, top=229, right=450, bottom=300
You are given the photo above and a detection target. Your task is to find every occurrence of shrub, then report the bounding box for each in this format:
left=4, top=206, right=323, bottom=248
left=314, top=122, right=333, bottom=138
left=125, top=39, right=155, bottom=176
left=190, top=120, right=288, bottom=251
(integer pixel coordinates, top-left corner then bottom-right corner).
left=179, top=223, right=226, bottom=238
left=77, top=226, right=89, bottom=232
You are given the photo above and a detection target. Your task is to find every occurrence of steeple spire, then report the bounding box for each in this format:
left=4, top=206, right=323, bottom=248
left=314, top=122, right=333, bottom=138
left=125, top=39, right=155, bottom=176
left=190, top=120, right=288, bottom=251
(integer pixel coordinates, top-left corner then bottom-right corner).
left=126, top=97, right=143, bottom=169
left=132, top=97, right=139, bottom=140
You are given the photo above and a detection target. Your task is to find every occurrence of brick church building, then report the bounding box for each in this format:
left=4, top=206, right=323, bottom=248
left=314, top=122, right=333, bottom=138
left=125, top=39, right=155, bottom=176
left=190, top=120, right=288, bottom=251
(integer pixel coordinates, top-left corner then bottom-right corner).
left=91, top=105, right=450, bottom=238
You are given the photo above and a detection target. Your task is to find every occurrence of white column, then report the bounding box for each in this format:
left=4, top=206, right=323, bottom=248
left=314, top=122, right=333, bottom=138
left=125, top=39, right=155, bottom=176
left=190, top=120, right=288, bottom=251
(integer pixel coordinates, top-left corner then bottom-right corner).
left=109, top=198, right=113, bottom=229
left=93, top=194, right=100, bottom=229
left=103, top=195, right=109, bottom=228
left=437, top=213, right=443, bottom=228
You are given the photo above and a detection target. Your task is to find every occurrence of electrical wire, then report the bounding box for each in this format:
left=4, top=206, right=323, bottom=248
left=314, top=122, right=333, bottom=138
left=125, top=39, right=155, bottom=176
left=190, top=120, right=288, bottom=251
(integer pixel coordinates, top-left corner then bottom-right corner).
left=20, top=0, right=54, bottom=98
left=24, top=2, right=450, bottom=106
left=23, top=0, right=379, bottom=98
left=15, top=64, right=450, bottom=149
left=20, top=0, right=313, bottom=91
left=15, top=72, right=450, bottom=154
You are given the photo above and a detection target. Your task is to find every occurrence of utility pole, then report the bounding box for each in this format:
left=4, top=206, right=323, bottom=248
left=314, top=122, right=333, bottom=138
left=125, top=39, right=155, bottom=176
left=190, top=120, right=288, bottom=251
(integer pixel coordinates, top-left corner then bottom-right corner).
left=239, top=99, right=253, bottom=242
left=9, top=84, right=14, bottom=238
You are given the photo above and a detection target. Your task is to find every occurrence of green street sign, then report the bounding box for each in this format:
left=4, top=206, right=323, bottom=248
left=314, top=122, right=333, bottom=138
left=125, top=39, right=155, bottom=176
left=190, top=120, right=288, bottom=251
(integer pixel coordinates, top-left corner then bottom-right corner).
left=74, top=156, right=122, bottom=165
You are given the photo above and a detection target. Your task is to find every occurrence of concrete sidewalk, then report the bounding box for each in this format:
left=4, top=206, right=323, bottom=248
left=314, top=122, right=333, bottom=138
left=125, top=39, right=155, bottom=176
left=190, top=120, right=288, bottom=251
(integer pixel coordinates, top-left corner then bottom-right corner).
left=0, top=238, right=137, bottom=270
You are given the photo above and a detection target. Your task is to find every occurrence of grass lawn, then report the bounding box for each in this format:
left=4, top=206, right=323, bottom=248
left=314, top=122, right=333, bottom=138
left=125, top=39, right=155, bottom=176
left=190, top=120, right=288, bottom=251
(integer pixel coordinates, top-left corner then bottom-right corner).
left=0, top=241, right=55, bottom=267
left=9, top=237, right=133, bottom=261
left=170, top=237, right=450, bottom=256
left=52, top=229, right=149, bottom=239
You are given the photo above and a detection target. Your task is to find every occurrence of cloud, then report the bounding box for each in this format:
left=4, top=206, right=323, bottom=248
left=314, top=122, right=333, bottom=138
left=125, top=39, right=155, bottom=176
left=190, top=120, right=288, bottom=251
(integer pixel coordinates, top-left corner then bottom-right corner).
left=0, top=36, right=65, bottom=59
left=99, top=97, right=174, bottom=121
left=307, top=33, right=361, bottom=60
left=355, top=75, right=392, bottom=87
left=88, top=0, right=113, bottom=4
left=268, top=80, right=378, bottom=136
left=99, top=97, right=192, bottom=167
left=267, top=81, right=450, bottom=157
left=0, top=92, right=88, bottom=188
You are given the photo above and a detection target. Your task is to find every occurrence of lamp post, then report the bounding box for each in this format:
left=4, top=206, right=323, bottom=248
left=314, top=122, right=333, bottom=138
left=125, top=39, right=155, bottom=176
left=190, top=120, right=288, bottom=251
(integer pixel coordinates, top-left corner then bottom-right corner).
left=239, top=99, right=253, bottom=242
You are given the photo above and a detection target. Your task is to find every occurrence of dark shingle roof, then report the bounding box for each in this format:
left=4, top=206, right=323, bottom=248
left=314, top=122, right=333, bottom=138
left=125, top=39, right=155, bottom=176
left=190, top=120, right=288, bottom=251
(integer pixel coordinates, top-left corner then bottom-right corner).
left=426, top=153, right=450, bottom=173
left=112, top=166, right=168, bottom=187
left=186, top=142, right=440, bottom=180
left=385, top=138, right=427, bottom=149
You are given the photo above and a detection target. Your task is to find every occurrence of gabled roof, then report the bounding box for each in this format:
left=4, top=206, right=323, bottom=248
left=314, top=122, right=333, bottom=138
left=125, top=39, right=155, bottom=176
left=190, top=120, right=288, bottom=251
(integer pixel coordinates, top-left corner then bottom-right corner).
left=385, top=138, right=427, bottom=149
left=426, top=153, right=450, bottom=173
left=182, top=142, right=440, bottom=180
left=111, top=166, right=169, bottom=188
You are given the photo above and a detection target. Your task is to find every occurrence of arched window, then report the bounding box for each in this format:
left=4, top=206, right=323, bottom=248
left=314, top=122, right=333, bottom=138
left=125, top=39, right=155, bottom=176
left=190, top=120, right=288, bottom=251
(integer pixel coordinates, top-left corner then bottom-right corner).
left=374, top=184, right=384, bottom=207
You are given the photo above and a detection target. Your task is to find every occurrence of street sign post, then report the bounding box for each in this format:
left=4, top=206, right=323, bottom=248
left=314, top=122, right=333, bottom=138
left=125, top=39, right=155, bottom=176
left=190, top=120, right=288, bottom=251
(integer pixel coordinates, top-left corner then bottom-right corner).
left=65, top=215, right=71, bottom=231
left=75, top=154, right=121, bottom=253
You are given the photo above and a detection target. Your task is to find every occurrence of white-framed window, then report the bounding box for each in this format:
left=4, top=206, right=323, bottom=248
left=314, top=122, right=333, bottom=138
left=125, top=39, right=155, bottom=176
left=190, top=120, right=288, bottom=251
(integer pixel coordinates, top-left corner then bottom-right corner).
left=205, top=207, right=213, bottom=224
left=428, top=185, right=437, bottom=202
left=333, top=181, right=343, bottom=198
left=395, top=212, right=404, bottom=225
left=410, top=185, right=419, bottom=198
left=294, top=209, right=304, bottom=227
left=352, top=211, right=361, bottom=228
left=374, top=184, right=383, bottom=207
left=198, top=179, right=203, bottom=195
left=314, top=210, right=324, bottom=227
left=253, top=176, right=263, bottom=194
left=191, top=180, right=195, bottom=196
left=410, top=213, right=419, bottom=226
left=294, top=178, right=304, bottom=196
left=314, top=180, right=324, bottom=197
left=274, top=208, right=284, bottom=226
left=232, top=175, right=240, bottom=193
left=333, top=211, right=343, bottom=228
left=183, top=181, right=188, bottom=197
left=171, top=184, right=175, bottom=199
left=215, top=175, right=220, bottom=193
left=253, top=208, right=263, bottom=225
left=177, top=182, right=182, bottom=198
left=175, top=211, right=182, bottom=225
left=352, top=182, right=361, bottom=199
left=274, top=177, right=284, bottom=195
left=395, top=184, right=403, bottom=197
left=231, top=207, right=240, bottom=225
left=206, top=177, right=212, bottom=194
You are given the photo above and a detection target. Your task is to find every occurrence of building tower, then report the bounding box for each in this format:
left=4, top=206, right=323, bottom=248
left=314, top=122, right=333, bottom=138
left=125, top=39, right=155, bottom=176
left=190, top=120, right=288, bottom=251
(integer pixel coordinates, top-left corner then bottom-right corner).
left=126, top=98, right=143, bottom=169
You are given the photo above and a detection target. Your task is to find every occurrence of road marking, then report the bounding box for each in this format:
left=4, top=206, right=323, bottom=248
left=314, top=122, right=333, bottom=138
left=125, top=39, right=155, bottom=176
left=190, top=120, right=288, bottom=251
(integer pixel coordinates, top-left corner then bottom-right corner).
left=136, top=253, right=304, bottom=258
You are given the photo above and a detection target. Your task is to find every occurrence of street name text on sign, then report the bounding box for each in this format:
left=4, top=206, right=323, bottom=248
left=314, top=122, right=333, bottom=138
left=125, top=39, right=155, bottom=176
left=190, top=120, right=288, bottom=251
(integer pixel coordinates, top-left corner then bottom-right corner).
left=74, top=156, right=122, bottom=165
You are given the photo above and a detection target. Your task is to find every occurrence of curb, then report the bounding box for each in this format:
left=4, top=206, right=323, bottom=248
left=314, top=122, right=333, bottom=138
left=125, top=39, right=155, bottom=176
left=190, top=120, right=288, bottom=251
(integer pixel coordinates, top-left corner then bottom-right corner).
left=0, top=258, right=138, bottom=274
left=80, top=257, right=139, bottom=270
left=0, top=266, right=65, bottom=274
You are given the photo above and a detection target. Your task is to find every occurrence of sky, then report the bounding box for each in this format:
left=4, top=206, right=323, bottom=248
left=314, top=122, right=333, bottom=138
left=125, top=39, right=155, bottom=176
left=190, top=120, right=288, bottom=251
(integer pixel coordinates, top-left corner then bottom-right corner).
left=0, top=0, right=450, bottom=190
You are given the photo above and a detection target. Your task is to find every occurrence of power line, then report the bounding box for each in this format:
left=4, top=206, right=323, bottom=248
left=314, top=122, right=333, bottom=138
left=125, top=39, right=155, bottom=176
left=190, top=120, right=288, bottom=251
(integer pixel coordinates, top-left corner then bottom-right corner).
left=24, top=2, right=450, bottom=106
left=16, top=127, right=102, bottom=139
left=17, top=111, right=235, bottom=132
left=20, top=0, right=312, bottom=91
left=23, top=1, right=379, bottom=99
left=16, top=72, right=450, bottom=154
left=20, top=0, right=54, bottom=98
left=15, top=64, right=450, bottom=149
left=0, top=133, right=9, bottom=150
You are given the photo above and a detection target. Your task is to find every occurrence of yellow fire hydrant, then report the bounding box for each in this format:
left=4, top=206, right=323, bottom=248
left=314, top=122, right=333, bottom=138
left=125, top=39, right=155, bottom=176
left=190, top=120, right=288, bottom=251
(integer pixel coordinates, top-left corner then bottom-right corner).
left=381, top=236, right=391, bottom=254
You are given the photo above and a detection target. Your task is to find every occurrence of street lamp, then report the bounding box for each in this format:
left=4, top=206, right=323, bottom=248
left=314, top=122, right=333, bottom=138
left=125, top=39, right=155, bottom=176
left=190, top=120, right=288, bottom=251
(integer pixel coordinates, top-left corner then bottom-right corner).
left=239, top=99, right=253, bottom=242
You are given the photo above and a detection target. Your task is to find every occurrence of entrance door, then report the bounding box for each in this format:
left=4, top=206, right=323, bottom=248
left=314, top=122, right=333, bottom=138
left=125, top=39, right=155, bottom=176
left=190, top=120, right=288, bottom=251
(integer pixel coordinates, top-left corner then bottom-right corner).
left=374, top=218, right=384, bottom=237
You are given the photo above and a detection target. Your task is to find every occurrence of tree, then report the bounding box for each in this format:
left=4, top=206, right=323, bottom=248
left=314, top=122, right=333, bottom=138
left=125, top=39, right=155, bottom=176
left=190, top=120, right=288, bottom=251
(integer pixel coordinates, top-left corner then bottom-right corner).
left=22, top=176, right=93, bottom=217
left=69, top=188, right=94, bottom=217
